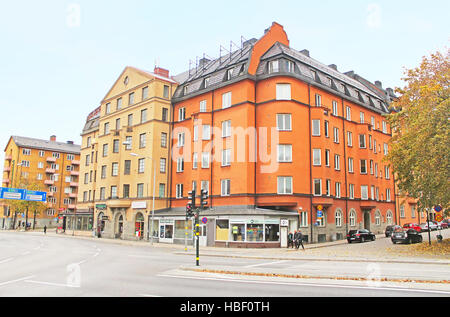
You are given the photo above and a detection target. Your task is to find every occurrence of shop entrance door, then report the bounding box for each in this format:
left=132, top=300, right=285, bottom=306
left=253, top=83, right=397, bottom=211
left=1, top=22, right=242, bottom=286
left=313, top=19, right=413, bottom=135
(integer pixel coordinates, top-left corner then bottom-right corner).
left=199, top=224, right=207, bottom=247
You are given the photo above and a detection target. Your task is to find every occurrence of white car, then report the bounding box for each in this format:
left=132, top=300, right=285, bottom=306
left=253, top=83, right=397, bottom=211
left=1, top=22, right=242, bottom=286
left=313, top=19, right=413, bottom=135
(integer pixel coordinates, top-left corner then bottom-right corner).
left=420, top=222, right=438, bottom=231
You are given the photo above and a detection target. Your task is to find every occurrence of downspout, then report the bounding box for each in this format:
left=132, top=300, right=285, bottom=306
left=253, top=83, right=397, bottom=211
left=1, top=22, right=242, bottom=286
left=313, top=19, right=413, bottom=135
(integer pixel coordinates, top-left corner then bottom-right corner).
left=254, top=78, right=257, bottom=209
left=342, top=97, right=349, bottom=235
left=210, top=89, right=214, bottom=209
left=308, top=83, right=313, bottom=244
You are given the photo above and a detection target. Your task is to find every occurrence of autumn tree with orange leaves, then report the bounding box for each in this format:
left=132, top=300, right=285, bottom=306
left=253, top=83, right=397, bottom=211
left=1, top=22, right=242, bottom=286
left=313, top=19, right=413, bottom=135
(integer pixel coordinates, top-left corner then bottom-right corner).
left=386, top=49, right=449, bottom=217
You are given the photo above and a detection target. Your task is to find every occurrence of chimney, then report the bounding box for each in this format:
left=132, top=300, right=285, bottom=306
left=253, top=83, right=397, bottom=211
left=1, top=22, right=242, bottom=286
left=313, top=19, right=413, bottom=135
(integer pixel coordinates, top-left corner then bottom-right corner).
left=344, top=70, right=355, bottom=78
left=67, top=141, right=74, bottom=145
left=154, top=67, right=169, bottom=78
left=243, top=38, right=257, bottom=47
left=328, top=64, right=338, bottom=71
left=375, top=81, right=383, bottom=89
left=300, top=49, right=310, bottom=57
left=198, top=58, right=211, bottom=68
left=50, top=135, right=56, bottom=142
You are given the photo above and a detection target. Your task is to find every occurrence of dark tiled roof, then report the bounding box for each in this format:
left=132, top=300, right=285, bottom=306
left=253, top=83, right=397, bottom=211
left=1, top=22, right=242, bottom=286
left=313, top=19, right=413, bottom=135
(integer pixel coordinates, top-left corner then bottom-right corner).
left=12, top=136, right=80, bottom=154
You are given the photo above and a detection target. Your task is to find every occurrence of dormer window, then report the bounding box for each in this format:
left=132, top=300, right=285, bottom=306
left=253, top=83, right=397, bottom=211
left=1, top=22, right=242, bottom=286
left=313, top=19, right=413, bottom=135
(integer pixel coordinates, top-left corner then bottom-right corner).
left=204, top=77, right=210, bottom=88
left=269, top=60, right=279, bottom=73
left=183, top=85, right=189, bottom=96
left=283, top=60, right=294, bottom=73
left=226, top=68, right=233, bottom=81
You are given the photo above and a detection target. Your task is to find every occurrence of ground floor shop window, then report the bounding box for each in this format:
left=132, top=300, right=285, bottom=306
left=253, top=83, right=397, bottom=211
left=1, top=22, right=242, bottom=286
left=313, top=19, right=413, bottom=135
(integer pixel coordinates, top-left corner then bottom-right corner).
left=231, top=223, right=245, bottom=241
left=174, top=220, right=192, bottom=240
left=265, top=224, right=280, bottom=242
left=246, top=224, right=264, bottom=242
left=160, top=224, right=173, bottom=239
left=216, top=220, right=229, bottom=241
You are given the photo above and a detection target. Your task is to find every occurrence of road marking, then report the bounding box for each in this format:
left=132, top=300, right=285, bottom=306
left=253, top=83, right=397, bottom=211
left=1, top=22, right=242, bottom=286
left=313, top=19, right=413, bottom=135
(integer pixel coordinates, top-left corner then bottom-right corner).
left=157, top=274, right=450, bottom=295
left=244, top=260, right=288, bottom=268
left=0, top=258, right=14, bottom=264
left=0, top=275, right=35, bottom=287
left=25, top=280, right=80, bottom=288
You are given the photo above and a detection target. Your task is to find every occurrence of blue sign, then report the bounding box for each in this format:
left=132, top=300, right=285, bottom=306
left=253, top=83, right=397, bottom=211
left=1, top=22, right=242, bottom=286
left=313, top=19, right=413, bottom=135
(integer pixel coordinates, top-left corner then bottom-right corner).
left=201, top=217, right=208, bottom=224
left=0, top=187, right=26, bottom=200
left=434, top=206, right=443, bottom=212
left=24, top=190, right=47, bottom=202
left=317, top=210, right=323, bottom=218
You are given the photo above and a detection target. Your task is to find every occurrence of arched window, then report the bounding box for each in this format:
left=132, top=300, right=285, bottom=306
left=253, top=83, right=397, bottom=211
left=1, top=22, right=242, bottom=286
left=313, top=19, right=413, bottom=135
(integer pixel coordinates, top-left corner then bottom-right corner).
left=349, top=210, right=357, bottom=227
left=335, top=209, right=343, bottom=227
left=386, top=210, right=393, bottom=225
left=375, top=210, right=381, bottom=226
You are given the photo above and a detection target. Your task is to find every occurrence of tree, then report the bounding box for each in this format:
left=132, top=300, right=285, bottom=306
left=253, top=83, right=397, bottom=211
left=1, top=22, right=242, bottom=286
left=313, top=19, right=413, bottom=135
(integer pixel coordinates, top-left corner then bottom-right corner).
left=386, top=49, right=450, bottom=217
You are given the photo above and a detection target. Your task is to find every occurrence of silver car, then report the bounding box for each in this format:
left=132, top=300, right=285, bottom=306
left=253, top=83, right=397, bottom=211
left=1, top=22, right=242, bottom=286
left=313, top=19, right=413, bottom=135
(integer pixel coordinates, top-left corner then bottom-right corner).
left=420, top=222, right=438, bottom=231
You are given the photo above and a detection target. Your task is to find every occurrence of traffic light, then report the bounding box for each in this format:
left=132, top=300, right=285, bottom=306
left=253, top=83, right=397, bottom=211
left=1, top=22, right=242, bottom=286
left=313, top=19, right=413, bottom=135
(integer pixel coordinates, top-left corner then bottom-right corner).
left=188, top=189, right=196, bottom=208
left=186, top=203, right=194, bottom=219
left=200, top=189, right=208, bottom=210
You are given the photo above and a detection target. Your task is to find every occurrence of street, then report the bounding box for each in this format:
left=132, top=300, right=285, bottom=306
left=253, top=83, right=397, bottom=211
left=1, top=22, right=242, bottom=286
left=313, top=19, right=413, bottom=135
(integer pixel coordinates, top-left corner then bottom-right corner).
left=0, top=231, right=449, bottom=297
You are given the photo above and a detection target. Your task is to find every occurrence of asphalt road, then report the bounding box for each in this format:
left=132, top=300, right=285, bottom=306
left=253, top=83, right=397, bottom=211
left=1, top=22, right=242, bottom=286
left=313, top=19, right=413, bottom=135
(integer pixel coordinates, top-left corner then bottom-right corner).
left=0, top=231, right=449, bottom=297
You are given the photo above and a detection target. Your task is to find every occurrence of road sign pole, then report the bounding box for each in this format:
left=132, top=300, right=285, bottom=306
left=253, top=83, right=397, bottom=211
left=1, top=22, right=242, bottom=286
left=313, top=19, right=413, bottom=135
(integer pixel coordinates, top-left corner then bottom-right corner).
left=196, top=210, right=200, bottom=267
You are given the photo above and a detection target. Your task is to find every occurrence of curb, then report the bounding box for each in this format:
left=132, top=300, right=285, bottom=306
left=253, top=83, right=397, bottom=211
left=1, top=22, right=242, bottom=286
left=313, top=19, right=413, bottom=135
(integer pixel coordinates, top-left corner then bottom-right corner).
left=179, top=266, right=450, bottom=285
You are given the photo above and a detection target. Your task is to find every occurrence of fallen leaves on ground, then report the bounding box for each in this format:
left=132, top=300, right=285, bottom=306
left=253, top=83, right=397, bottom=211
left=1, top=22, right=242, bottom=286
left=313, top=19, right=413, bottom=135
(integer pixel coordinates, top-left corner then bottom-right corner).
left=387, top=239, right=450, bottom=259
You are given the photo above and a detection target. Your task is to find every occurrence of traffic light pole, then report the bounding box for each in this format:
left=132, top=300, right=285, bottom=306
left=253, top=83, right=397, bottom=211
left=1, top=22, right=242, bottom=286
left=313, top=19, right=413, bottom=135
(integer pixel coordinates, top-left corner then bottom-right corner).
left=195, top=210, right=200, bottom=266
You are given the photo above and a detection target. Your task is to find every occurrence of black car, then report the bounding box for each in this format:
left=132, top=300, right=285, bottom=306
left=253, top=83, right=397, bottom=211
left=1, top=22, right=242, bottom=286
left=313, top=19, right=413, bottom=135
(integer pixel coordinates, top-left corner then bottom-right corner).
left=385, top=225, right=402, bottom=237
left=391, top=229, right=423, bottom=244
left=347, top=229, right=376, bottom=243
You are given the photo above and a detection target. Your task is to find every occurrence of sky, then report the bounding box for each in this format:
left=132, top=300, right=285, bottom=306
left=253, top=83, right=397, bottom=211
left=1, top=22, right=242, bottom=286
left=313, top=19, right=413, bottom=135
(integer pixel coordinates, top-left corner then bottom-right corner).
left=0, top=0, right=449, bottom=166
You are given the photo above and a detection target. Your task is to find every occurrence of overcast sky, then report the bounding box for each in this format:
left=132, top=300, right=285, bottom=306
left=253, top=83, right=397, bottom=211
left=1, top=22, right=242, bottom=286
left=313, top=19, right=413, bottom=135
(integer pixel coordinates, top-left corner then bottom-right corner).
left=0, top=0, right=449, bottom=165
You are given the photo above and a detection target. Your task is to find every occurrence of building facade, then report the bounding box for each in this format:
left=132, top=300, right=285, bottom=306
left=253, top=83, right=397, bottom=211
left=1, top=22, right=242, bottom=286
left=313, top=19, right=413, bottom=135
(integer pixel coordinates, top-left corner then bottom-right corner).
left=77, top=66, right=177, bottom=240
left=160, top=22, right=397, bottom=247
left=1, top=135, right=80, bottom=229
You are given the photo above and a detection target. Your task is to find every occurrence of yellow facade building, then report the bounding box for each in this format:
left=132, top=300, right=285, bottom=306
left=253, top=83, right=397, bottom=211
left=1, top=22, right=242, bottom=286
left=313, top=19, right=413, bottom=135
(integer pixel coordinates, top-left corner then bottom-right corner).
left=1, top=135, right=81, bottom=229
left=76, top=66, right=177, bottom=240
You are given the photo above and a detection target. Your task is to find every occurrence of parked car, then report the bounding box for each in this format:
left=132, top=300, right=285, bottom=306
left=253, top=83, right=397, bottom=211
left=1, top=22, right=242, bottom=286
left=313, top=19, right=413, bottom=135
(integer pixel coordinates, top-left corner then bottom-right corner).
left=420, top=222, right=438, bottom=231
left=391, top=229, right=423, bottom=244
left=385, top=225, right=402, bottom=237
left=439, top=222, right=448, bottom=229
left=347, top=229, right=376, bottom=243
left=403, top=223, right=422, bottom=232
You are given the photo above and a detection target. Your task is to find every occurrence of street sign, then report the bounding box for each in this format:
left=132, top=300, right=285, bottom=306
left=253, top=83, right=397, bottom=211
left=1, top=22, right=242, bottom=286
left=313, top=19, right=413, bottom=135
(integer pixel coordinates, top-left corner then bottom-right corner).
left=24, top=190, right=47, bottom=202
left=434, top=206, right=443, bottom=213
left=436, top=215, right=443, bottom=222
left=317, top=205, right=323, bottom=211
left=280, top=219, right=289, bottom=227
left=201, top=217, right=208, bottom=224
left=0, top=187, right=25, bottom=200
left=317, top=210, right=323, bottom=218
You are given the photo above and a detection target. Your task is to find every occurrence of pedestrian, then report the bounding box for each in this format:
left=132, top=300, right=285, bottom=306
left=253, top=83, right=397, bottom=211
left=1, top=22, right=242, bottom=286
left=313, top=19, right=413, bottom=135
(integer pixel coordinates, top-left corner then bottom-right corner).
left=44, top=225, right=47, bottom=234
left=287, top=232, right=294, bottom=248
left=296, top=230, right=305, bottom=250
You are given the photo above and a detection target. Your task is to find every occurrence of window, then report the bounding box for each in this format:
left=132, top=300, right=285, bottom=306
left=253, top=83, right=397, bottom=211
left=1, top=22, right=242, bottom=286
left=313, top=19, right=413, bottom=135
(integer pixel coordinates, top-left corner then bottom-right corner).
left=350, top=210, right=357, bottom=227
left=382, top=121, right=387, bottom=133
left=221, top=179, right=231, bottom=196
left=39, top=150, right=45, bottom=157
left=371, top=117, right=376, bottom=129
left=300, top=211, right=308, bottom=228
left=84, top=173, right=89, bottom=184
left=349, top=184, right=355, bottom=199
left=100, top=188, right=106, bottom=200
left=104, top=122, right=110, bottom=135
left=202, top=125, right=211, bottom=140
left=177, top=157, right=184, bottom=172
left=128, top=92, right=134, bottom=105
left=277, top=176, right=293, bottom=195
left=222, top=149, right=231, bottom=166
left=163, top=85, right=169, bottom=99
left=335, top=182, right=341, bottom=198
left=113, top=139, right=119, bottom=153
left=222, top=92, right=232, bottom=109
left=204, top=77, right=210, bottom=88
left=347, top=131, right=353, bottom=147
left=22, top=148, right=31, bottom=155
left=138, top=158, right=145, bottom=173
left=127, top=114, right=133, bottom=127
left=161, top=133, right=167, bottom=148
left=370, top=160, right=374, bottom=175
left=346, top=106, right=351, bottom=121
left=38, top=162, right=44, bottom=169
left=112, top=163, right=119, bottom=176
left=312, top=120, right=321, bottom=136
left=326, top=179, right=331, bottom=196
left=371, top=186, right=375, bottom=200
left=369, top=135, right=373, bottom=149
left=193, top=125, right=198, bottom=142
left=85, top=154, right=90, bottom=166
left=137, top=184, right=144, bottom=198
left=125, top=136, right=132, bottom=150
left=348, top=157, right=354, bottom=173
left=387, top=211, right=393, bottom=224
left=142, top=86, right=148, bottom=100
left=324, top=121, right=329, bottom=138
left=178, top=107, right=186, bottom=121
left=111, top=186, right=118, bottom=199
left=139, top=133, right=146, bottom=148
left=325, top=150, right=330, bottom=167
left=37, top=173, right=43, bottom=180
left=200, top=100, right=207, bottom=113
left=176, top=184, right=183, bottom=199
left=67, top=154, right=74, bottom=161
left=222, top=120, right=231, bottom=138
left=360, top=160, right=367, bottom=174
left=360, top=112, right=365, bottom=124
left=384, top=166, right=390, bottom=179
left=361, top=186, right=369, bottom=200
left=335, top=210, right=343, bottom=227
left=159, top=184, right=166, bottom=198
left=101, top=165, right=107, bottom=179
left=278, top=145, right=292, bottom=163
left=160, top=158, right=166, bottom=173
left=201, top=181, right=209, bottom=192
left=333, top=127, right=339, bottom=143
left=359, top=134, right=366, bottom=148
left=269, top=60, right=279, bottom=73
left=312, top=149, right=321, bottom=166
left=315, top=94, right=322, bottom=107
left=192, top=153, right=198, bottom=169
left=105, top=103, right=111, bottom=115
left=201, top=152, right=210, bottom=168
left=400, top=205, right=405, bottom=218
left=276, top=83, right=291, bottom=100
left=102, top=144, right=108, bottom=157
left=277, top=114, right=291, bottom=131
left=332, top=101, right=338, bottom=116
left=124, top=160, right=131, bottom=175
left=384, top=143, right=389, bottom=156
left=141, top=109, right=147, bottom=123
left=161, top=108, right=168, bottom=122
left=313, top=179, right=322, bottom=196
left=177, top=133, right=185, bottom=147
left=226, top=68, right=233, bottom=80
left=334, top=154, right=340, bottom=171
left=386, top=189, right=391, bottom=202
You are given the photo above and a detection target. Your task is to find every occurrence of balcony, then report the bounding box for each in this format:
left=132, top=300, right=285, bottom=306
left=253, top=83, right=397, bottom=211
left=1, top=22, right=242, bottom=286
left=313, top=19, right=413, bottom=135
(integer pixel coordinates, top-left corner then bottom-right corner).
left=2, top=179, right=10, bottom=184
left=46, top=157, right=57, bottom=163
left=3, top=166, right=11, bottom=172
left=5, top=155, right=12, bottom=161
left=70, top=171, right=79, bottom=177
left=69, top=193, right=77, bottom=199
left=44, top=180, right=54, bottom=185
left=70, top=182, right=79, bottom=188
left=45, top=168, right=56, bottom=174
left=47, top=191, right=55, bottom=197
left=71, top=160, right=80, bottom=166
left=68, top=204, right=76, bottom=210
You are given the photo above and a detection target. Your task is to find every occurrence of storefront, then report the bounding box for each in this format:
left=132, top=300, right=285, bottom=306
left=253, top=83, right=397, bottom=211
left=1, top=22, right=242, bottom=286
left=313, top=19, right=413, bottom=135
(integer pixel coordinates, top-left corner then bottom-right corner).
left=63, top=210, right=94, bottom=232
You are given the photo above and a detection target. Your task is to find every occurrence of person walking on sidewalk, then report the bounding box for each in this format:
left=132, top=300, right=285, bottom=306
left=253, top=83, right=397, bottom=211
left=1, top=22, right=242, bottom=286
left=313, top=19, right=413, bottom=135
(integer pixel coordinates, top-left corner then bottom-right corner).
left=287, top=232, right=294, bottom=248
left=295, top=230, right=305, bottom=250
left=44, top=225, right=47, bottom=234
